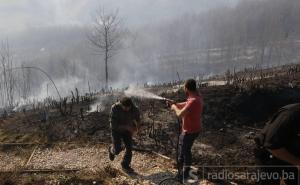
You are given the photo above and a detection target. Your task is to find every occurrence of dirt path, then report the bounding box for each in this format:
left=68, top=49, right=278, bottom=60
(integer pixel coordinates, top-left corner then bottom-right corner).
left=0, top=128, right=255, bottom=185
left=0, top=144, right=177, bottom=184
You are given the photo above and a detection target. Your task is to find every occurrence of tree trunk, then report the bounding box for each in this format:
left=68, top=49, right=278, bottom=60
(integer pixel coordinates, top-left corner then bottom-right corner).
left=105, top=53, right=108, bottom=90
left=105, top=29, right=109, bottom=90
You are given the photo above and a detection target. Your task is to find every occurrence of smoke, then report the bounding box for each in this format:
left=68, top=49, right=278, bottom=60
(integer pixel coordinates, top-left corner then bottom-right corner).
left=2, top=0, right=299, bottom=110
left=87, top=94, right=119, bottom=113
left=87, top=85, right=165, bottom=113
left=124, top=85, right=164, bottom=100
left=87, top=100, right=104, bottom=113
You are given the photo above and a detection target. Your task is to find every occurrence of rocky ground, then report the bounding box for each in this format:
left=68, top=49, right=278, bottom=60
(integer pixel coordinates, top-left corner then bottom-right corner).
left=0, top=64, right=299, bottom=184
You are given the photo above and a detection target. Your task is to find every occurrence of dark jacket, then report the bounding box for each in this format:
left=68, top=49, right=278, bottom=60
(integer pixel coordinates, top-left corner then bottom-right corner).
left=255, top=103, right=300, bottom=158
left=110, top=102, right=140, bottom=131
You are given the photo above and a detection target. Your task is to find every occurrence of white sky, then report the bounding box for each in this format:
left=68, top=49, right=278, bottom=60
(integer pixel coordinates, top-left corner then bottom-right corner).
left=0, top=0, right=237, bottom=35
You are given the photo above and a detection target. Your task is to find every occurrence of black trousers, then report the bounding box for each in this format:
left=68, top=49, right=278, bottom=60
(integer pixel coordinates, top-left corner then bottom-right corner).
left=178, top=132, right=199, bottom=176
left=254, top=148, right=300, bottom=185
left=111, top=130, right=133, bottom=167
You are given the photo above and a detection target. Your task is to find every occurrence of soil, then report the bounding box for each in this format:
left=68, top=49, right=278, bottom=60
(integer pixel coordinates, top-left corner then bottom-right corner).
left=0, top=64, right=299, bottom=185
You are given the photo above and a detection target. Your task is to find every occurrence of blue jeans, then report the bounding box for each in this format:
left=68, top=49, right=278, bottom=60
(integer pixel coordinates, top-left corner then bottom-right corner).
left=178, top=132, right=199, bottom=176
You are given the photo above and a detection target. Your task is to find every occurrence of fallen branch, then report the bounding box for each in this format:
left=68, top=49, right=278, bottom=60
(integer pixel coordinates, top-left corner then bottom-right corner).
left=132, top=147, right=152, bottom=152
left=0, top=141, right=110, bottom=146
left=151, top=151, right=172, bottom=161
left=0, top=143, right=38, bottom=146
left=0, top=168, right=80, bottom=173
left=25, top=145, right=38, bottom=166
left=132, top=147, right=172, bottom=160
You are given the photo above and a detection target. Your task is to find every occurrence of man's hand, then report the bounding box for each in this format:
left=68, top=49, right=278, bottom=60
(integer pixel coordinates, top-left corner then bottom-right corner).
left=166, top=99, right=175, bottom=108
left=117, top=125, right=136, bottom=136
left=131, top=126, right=138, bottom=135
left=135, top=127, right=140, bottom=135
left=171, top=104, right=177, bottom=110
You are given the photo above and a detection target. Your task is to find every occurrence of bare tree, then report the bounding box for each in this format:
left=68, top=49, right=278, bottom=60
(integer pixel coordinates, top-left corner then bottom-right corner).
left=0, top=40, right=15, bottom=108
left=87, top=7, right=125, bottom=89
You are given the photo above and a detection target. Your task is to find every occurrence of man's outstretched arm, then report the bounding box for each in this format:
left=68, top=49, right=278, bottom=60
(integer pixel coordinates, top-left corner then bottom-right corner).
left=171, top=104, right=190, bottom=118
left=271, top=148, right=300, bottom=169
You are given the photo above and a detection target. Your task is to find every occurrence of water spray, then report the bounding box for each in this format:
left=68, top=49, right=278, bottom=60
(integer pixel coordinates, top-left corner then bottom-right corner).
left=124, top=86, right=165, bottom=100
left=124, top=86, right=175, bottom=107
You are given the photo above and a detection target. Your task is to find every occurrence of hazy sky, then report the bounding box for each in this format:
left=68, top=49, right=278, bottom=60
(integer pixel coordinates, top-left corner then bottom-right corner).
left=0, top=0, right=237, bottom=35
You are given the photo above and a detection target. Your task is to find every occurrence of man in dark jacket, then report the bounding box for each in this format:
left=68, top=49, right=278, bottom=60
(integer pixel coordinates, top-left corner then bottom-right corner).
left=108, top=97, right=140, bottom=172
left=254, top=103, right=300, bottom=185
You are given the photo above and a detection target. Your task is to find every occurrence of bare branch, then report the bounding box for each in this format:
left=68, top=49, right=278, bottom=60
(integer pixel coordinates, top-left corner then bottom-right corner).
left=87, top=6, right=125, bottom=89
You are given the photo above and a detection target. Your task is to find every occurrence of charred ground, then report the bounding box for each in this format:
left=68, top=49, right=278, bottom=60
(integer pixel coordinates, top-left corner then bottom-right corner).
left=0, top=64, right=299, bottom=185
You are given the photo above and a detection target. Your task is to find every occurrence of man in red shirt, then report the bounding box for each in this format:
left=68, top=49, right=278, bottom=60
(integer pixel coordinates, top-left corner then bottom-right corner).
left=170, top=79, right=203, bottom=180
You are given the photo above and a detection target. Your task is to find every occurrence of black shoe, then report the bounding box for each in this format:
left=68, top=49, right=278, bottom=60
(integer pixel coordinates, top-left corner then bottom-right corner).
left=121, top=165, right=134, bottom=173
left=175, top=172, right=189, bottom=182
left=175, top=172, right=183, bottom=181
left=108, top=146, right=115, bottom=161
